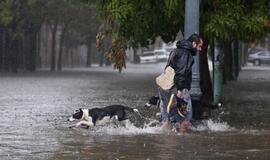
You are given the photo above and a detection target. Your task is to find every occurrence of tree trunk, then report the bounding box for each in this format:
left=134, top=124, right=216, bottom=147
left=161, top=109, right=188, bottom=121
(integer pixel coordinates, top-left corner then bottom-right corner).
left=18, top=36, right=24, bottom=70
left=105, top=58, right=111, bottom=66
left=28, top=31, right=37, bottom=71
left=70, top=48, right=74, bottom=68
left=57, top=26, right=66, bottom=71
left=199, top=38, right=213, bottom=107
left=99, top=48, right=104, bottom=67
left=3, top=29, right=9, bottom=72
left=10, top=39, right=19, bottom=73
left=5, top=24, right=19, bottom=73
left=222, top=41, right=233, bottom=84
left=133, top=48, right=140, bottom=64
left=30, top=31, right=37, bottom=71
left=232, top=40, right=239, bottom=80
left=86, top=43, right=92, bottom=67
left=50, top=24, right=57, bottom=71
left=23, top=25, right=37, bottom=72
left=242, top=43, right=248, bottom=66
left=231, top=42, right=236, bottom=80
left=104, top=36, right=111, bottom=66
left=44, top=25, right=49, bottom=68
left=0, top=27, right=4, bottom=71
left=36, top=30, right=41, bottom=69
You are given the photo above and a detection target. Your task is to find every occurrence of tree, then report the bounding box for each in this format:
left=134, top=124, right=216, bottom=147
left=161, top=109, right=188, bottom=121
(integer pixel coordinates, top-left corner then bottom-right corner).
left=94, top=0, right=270, bottom=106
left=201, top=0, right=269, bottom=103
left=63, top=2, right=98, bottom=68
left=0, top=0, right=46, bottom=72
left=0, top=0, right=99, bottom=72
left=95, top=0, right=184, bottom=71
left=55, top=1, right=97, bottom=70
left=42, top=0, right=98, bottom=70
left=44, top=0, right=65, bottom=71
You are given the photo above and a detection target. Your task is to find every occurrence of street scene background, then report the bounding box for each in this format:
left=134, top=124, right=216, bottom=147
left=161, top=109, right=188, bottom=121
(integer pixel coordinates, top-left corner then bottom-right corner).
left=0, top=63, right=269, bottom=160
left=1, top=1, right=270, bottom=160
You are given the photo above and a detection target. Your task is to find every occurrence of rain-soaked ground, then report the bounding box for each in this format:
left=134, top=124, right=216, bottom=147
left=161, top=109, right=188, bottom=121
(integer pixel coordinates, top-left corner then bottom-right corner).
left=0, top=63, right=270, bottom=160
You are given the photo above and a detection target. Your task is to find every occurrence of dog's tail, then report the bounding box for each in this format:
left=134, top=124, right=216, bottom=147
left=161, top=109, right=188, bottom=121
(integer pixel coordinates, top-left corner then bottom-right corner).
left=123, top=106, right=139, bottom=113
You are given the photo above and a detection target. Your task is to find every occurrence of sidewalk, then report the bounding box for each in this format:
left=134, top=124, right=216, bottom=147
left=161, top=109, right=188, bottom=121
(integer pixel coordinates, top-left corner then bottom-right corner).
left=221, top=65, right=270, bottom=129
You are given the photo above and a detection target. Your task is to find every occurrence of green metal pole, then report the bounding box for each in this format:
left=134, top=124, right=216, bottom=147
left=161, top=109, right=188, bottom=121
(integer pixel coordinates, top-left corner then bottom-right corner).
left=184, top=0, right=201, bottom=100
left=213, top=40, right=223, bottom=104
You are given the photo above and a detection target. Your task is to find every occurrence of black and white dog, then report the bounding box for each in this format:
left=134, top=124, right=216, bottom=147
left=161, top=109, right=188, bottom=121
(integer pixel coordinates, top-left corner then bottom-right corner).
left=144, top=95, right=223, bottom=120
left=68, top=105, right=139, bottom=128
left=144, top=96, right=160, bottom=108
left=144, top=96, right=161, bottom=120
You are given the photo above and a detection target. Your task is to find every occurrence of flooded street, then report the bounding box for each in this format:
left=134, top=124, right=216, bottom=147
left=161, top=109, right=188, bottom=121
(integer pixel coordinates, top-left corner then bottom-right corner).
left=0, top=63, right=270, bottom=160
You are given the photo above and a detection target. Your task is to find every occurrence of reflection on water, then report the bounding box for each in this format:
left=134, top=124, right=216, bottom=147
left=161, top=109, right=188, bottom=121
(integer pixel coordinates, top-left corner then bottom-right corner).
left=0, top=64, right=270, bottom=160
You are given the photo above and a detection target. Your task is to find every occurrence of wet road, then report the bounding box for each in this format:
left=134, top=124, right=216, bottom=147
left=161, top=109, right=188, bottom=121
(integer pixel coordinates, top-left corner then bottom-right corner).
left=0, top=63, right=270, bottom=160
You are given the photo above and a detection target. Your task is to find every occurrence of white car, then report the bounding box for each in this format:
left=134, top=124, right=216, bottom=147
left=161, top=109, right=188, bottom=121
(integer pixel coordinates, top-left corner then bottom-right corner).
left=163, top=47, right=175, bottom=53
left=154, top=49, right=169, bottom=62
left=139, top=51, right=158, bottom=63
left=248, top=51, right=270, bottom=66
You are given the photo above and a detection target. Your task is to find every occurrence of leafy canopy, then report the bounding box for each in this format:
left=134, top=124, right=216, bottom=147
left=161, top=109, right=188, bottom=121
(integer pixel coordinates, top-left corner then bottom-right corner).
left=202, top=0, right=268, bottom=42
left=95, top=0, right=184, bottom=71
left=94, top=0, right=270, bottom=70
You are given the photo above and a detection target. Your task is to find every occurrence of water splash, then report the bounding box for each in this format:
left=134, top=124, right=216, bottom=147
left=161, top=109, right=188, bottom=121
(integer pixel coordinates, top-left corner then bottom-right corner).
left=190, top=119, right=233, bottom=132
left=74, top=119, right=234, bottom=135
left=90, top=120, right=165, bottom=136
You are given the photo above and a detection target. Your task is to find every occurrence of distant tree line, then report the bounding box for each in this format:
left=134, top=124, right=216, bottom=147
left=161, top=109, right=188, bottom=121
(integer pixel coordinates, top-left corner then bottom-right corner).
left=0, top=0, right=101, bottom=73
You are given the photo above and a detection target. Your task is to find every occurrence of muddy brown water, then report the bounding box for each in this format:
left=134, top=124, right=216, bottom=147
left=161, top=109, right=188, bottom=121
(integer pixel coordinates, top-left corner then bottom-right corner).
left=0, top=64, right=270, bottom=160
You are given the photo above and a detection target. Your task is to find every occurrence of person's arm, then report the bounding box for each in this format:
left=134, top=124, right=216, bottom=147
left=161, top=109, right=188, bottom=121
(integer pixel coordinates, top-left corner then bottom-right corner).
left=173, top=53, right=189, bottom=91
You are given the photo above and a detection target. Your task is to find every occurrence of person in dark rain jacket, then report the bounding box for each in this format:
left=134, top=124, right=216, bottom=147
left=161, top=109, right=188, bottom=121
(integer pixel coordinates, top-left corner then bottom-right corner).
left=158, top=33, right=203, bottom=133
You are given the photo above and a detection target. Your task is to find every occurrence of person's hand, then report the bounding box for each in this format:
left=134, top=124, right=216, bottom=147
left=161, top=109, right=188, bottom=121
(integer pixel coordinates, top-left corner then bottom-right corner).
left=177, top=90, right=183, bottom=98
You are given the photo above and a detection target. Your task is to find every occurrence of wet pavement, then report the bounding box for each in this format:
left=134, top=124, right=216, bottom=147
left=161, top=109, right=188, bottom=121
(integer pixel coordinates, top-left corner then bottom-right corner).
left=0, top=63, right=270, bottom=160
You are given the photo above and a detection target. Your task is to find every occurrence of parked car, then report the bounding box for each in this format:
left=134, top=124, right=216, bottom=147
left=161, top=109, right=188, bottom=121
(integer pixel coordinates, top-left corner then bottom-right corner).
left=247, top=47, right=263, bottom=55
left=154, top=49, right=169, bottom=62
left=248, top=51, right=270, bottom=66
left=139, top=51, right=158, bottom=63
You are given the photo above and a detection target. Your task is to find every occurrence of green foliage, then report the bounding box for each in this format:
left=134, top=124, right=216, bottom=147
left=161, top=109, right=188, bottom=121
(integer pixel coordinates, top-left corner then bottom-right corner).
left=0, top=0, right=47, bottom=40
left=96, top=0, right=270, bottom=70
left=263, top=0, right=270, bottom=32
left=1, top=0, right=269, bottom=71
left=0, top=3, right=13, bottom=26
left=0, top=0, right=99, bottom=72
left=63, top=1, right=99, bottom=48
left=202, top=0, right=267, bottom=42
left=94, top=0, right=270, bottom=70
left=95, top=0, right=184, bottom=70
left=96, top=0, right=184, bottom=48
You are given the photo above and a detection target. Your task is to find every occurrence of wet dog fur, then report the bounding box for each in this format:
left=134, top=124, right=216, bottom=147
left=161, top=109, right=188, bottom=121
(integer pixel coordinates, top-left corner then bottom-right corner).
left=144, top=96, right=161, bottom=120
left=144, top=96, right=160, bottom=108
left=68, top=105, right=138, bottom=128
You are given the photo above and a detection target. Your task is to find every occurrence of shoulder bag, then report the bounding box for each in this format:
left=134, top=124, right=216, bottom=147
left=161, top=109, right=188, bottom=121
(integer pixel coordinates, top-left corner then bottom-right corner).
left=155, top=50, right=176, bottom=91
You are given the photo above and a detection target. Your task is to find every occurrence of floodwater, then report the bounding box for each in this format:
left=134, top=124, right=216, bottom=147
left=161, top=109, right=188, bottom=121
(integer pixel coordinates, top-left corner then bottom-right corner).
left=0, top=63, right=270, bottom=160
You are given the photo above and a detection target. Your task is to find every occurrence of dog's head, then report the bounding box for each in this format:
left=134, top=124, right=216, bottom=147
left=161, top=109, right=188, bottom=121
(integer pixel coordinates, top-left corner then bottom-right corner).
left=68, top=108, right=84, bottom=121
left=174, top=98, right=188, bottom=117
left=145, top=96, right=159, bottom=107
